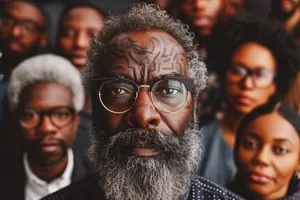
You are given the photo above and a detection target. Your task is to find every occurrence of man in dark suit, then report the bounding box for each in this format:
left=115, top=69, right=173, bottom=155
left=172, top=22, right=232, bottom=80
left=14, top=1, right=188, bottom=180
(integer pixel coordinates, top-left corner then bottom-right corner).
left=42, top=4, right=242, bottom=200
left=53, top=2, right=106, bottom=154
left=4, top=54, right=94, bottom=200
left=0, top=0, right=48, bottom=121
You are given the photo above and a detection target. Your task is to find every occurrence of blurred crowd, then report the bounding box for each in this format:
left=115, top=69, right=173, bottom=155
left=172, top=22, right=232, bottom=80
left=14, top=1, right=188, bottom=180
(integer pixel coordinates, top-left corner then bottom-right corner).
left=0, top=0, right=300, bottom=200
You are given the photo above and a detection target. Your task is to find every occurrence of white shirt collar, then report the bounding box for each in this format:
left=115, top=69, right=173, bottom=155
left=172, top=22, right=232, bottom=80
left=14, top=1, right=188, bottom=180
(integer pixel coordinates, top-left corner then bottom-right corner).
left=23, top=149, right=74, bottom=200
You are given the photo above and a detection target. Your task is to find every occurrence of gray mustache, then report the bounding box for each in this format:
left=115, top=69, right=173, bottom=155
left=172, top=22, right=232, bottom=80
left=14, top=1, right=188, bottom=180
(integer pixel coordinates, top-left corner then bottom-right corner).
left=104, top=128, right=183, bottom=155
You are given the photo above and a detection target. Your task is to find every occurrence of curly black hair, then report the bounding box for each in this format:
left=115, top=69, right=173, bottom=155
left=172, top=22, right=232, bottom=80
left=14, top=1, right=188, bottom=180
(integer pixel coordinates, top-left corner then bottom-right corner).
left=208, top=11, right=300, bottom=94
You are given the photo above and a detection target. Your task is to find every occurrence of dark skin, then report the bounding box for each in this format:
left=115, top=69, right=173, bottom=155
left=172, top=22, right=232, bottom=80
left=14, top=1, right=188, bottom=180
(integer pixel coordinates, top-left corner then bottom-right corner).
left=179, top=0, right=223, bottom=37
left=16, top=83, right=79, bottom=182
left=0, top=1, right=47, bottom=75
left=57, top=7, right=104, bottom=111
left=221, top=42, right=277, bottom=148
left=94, top=31, right=193, bottom=157
left=58, top=7, right=104, bottom=72
left=0, top=1, right=46, bottom=55
left=236, top=112, right=300, bottom=199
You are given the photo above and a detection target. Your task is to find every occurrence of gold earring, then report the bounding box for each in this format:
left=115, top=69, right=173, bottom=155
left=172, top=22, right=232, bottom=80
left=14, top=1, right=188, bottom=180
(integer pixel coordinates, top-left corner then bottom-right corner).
left=295, top=172, right=300, bottom=179
left=295, top=167, right=300, bottom=179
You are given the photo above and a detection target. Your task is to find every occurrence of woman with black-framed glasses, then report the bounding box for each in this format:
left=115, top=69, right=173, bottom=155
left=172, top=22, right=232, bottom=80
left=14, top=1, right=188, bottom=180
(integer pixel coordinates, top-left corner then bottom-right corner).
left=197, top=12, right=300, bottom=188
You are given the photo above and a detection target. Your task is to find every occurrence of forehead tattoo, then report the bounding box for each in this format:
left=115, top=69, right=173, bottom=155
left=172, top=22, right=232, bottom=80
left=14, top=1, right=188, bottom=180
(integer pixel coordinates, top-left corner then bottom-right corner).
left=106, top=32, right=188, bottom=80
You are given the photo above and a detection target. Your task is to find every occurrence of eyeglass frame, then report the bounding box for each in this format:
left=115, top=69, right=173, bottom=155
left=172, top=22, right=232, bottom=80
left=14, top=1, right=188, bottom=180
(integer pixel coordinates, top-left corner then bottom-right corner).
left=19, top=106, right=76, bottom=129
left=97, top=76, right=194, bottom=114
left=0, top=14, right=45, bottom=36
left=226, top=66, right=276, bottom=89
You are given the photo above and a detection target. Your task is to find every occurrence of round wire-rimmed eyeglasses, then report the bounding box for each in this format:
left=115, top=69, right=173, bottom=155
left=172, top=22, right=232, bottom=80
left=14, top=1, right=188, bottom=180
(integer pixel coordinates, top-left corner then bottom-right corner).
left=98, top=77, right=194, bottom=114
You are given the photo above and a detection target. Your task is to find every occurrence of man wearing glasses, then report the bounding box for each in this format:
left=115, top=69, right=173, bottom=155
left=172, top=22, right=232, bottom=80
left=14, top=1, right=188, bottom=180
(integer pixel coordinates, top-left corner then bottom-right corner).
left=42, top=4, right=242, bottom=200
left=5, top=54, right=94, bottom=200
left=0, top=0, right=47, bottom=121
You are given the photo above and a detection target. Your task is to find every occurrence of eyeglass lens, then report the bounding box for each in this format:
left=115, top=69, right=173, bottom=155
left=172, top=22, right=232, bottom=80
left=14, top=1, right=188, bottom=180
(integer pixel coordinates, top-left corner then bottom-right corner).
left=1, top=16, right=42, bottom=35
left=228, top=66, right=275, bottom=88
left=20, top=107, right=74, bottom=129
left=99, top=78, right=188, bottom=113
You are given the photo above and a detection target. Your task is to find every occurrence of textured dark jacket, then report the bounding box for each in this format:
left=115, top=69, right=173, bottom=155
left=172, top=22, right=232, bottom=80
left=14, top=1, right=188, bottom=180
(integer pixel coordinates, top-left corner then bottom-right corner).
left=229, top=176, right=300, bottom=200
left=42, top=174, right=244, bottom=200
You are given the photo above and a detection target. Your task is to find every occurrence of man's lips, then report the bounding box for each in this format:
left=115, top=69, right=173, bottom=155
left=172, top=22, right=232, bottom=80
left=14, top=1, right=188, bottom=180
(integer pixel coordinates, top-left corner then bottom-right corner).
left=132, top=147, right=160, bottom=157
left=8, top=41, right=22, bottom=52
left=71, top=53, right=87, bottom=66
left=193, top=16, right=211, bottom=27
left=72, top=54, right=86, bottom=58
left=248, top=171, right=271, bottom=184
left=39, top=143, right=61, bottom=152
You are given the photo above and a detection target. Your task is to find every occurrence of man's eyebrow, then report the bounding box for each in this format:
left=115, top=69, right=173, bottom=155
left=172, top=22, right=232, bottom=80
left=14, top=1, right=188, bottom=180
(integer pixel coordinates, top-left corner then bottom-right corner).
left=3, top=12, right=43, bottom=26
left=152, top=73, right=186, bottom=82
left=100, top=72, right=134, bottom=81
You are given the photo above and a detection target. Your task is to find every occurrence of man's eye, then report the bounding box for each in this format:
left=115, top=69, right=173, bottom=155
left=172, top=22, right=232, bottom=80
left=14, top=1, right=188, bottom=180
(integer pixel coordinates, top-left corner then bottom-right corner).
left=87, top=30, right=99, bottom=38
left=22, top=22, right=37, bottom=32
left=62, top=28, right=76, bottom=38
left=111, top=88, right=128, bottom=95
left=54, top=111, right=71, bottom=119
left=22, top=112, right=35, bottom=120
left=161, top=88, right=179, bottom=95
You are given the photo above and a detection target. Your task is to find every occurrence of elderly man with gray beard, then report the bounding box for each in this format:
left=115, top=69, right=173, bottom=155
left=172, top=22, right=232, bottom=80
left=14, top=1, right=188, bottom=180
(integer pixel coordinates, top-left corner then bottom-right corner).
left=42, top=3, right=243, bottom=200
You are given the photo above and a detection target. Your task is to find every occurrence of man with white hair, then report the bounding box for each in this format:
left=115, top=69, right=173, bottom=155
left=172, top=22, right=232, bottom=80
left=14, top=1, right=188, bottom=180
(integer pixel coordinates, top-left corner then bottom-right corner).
left=42, top=4, right=242, bottom=200
left=5, top=54, right=94, bottom=200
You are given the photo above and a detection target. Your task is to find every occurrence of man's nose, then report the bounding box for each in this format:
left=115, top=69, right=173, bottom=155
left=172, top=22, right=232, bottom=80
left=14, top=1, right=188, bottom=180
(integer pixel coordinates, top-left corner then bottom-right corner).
left=194, top=0, right=206, bottom=10
left=11, top=25, right=22, bottom=37
left=128, top=89, right=161, bottom=128
left=74, top=33, right=89, bottom=49
left=37, top=115, right=57, bottom=134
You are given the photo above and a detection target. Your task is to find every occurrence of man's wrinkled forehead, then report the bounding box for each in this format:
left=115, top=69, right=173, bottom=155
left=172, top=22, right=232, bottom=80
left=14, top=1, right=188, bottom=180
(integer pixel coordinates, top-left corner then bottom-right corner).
left=105, top=30, right=189, bottom=82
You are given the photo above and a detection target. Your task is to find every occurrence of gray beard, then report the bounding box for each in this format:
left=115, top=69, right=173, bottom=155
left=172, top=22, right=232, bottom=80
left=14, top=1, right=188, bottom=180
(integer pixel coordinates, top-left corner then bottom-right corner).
left=88, top=124, right=203, bottom=200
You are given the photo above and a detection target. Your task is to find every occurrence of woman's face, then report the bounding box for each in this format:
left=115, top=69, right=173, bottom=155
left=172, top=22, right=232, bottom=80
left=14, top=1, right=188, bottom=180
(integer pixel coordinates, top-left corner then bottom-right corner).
left=237, top=112, right=300, bottom=199
left=180, top=0, right=223, bottom=36
left=224, top=42, right=277, bottom=115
